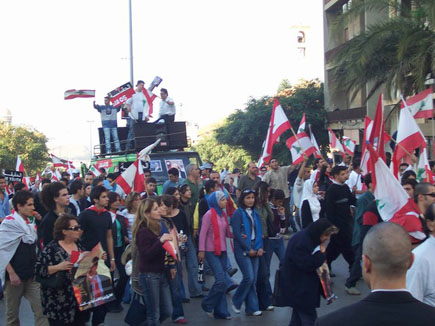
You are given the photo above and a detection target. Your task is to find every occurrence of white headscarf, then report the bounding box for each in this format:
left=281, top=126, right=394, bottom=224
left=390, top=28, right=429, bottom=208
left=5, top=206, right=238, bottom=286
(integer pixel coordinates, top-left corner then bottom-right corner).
left=299, top=179, right=321, bottom=222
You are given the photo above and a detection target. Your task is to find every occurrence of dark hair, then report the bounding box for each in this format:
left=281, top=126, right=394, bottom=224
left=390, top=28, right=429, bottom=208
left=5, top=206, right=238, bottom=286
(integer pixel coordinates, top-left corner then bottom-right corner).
left=40, top=182, right=67, bottom=210
left=90, top=185, right=107, bottom=204
left=143, top=168, right=151, bottom=175
left=83, top=183, right=91, bottom=191
left=106, top=191, right=121, bottom=210
left=352, top=159, right=361, bottom=169
left=238, top=189, right=257, bottom=209
left=168, top=168, right=179, bottom=177
left=161, top=194, right=175, bottom=208
left=271, top=189, right=285, bottom=201
left=12, top=190, right=34, bottom=211
left=402, top=170, right=416, bottom=180
left=204, top=180, right=217, bottom=194
left=85, top=172, right=94, bottom=177
left=53, top=214, right=79, bottom=240
left=106, top=173, right=116, bottom=180
left=146, top=177, right=157, bottom=184
left=61, top=172, right=70, bottom=178
left=100, top=168, right=106, bottom=174
left=160, top=88, right=168, bottom=95
left=430, top=161, right=435, bottom=170
left=70, top=179, right=84, bottom=195
left=165, top=187, right=178, bottom=195
left=178, top=184, right=190, bottom=195
left=401, top=178, right=417, bottom=189
left=399, top=163, right=409, bottom=168
left=0, top=175, right=4, bottom=180
left=363, top=173, right=372, bottom=188
left=92, top=177, right=103, bottom=188
left=41, top=178, right=51, bottom=186
left=254, top=181, right=270, bottom=206
left=136, top=80, right=145, bottom=86
left=426, top=203, right=435, bottom=222
left=331, top=165, right=347, bottom=177
left=14, top=182, right=26, bottom=193
left=414, top=182, right=434, bottom=203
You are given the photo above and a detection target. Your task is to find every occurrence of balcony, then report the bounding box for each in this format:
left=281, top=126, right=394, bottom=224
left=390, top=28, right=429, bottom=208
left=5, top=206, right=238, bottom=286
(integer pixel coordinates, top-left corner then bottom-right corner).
left=327, top=107, right=366, bottom=122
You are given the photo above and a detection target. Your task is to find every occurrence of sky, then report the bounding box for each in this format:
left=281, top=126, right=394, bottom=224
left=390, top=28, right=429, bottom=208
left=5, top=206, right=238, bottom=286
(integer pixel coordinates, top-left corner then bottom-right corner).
left=0, top=0, right=324, bottom=161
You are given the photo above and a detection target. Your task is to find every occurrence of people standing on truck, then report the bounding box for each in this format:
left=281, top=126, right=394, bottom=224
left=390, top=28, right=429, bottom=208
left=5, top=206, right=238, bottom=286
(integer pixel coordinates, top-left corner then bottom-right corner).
left=125, top=80, right=149, bottom=150
left=93, top=96, right=121, bottom=153
left=158, top=88, right=176, bottom=125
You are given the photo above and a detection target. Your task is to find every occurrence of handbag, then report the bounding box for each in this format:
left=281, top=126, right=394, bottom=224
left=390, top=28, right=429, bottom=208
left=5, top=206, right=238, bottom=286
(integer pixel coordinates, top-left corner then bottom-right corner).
left=124, top=292, right=147, bottom=325
left=35, top=271, right=66, bottom=289
left=272, top=267, right=286, bottom=307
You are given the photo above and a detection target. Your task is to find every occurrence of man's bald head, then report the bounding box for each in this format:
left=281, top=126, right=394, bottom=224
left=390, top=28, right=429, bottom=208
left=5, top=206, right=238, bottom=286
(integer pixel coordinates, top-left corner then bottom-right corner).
left=363, top=222, right=412, bottom=278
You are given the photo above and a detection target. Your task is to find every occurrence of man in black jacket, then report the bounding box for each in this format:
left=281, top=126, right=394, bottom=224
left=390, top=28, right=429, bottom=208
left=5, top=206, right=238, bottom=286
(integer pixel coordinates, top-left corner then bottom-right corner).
left=316, top=222, right=435, bottom=326
left=325, top=165, right=356, bottom=276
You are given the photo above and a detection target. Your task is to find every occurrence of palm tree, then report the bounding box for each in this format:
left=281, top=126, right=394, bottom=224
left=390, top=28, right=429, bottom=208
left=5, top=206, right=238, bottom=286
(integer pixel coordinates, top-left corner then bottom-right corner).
left=330, top=0, right=435, bottom=102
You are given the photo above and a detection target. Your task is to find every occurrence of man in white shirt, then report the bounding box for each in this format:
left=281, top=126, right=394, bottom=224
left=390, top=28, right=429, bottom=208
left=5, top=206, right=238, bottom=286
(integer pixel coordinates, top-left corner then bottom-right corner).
left=158, top=88, right=176, bottom=124
left=346, top=159, right=365, bottom=199
left=125, top=80, right=149, bottom=149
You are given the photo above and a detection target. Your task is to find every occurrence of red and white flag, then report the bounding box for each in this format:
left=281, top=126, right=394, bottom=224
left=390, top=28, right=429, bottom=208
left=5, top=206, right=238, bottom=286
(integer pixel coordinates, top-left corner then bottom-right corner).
left=285, top=132, right=317, bottom=165
left=401, top=88, right=433, bottom=119
left=115, top=159, right=145, bottom=195
left=297, top=113, right=306, bottom=134
left=328, top=129, right=345, bottom=156
left=369, top=93, right=386, bottom=162
left=64, top=89, right=95, bottom=100
left=50, top=154, right=75, bottom=169
left=308, top=125, right=322, bottom=158
left=143, top=89, right=158, bottom=117
left=257, top=98, right=292, bottom=167
left=342, top=136, right=356, bottom=156
left=88, top=165, right=102, bottom=177
left=16, top=156, right=25, bottom=173
left=51, top=169, right=62, bottom=182
left=417, top=148, right=434, bottom=183
left=360, top=117, right=373, bottom=173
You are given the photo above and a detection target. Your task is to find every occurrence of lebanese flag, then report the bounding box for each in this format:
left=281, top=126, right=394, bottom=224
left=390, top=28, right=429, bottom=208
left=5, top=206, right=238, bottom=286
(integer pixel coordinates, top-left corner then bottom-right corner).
left=16, top=156, right=25, bottom=173
left=285, top=132, right=317, bottom=165
left=394, top=101, right=426, bottom=161
left=257, top=98, right=292, bottom=167
left=51, top=169, right=62, bottom=182
left=328, top=129, right=345, bottom=156
left=64, top=89, right=95, bottom=100
left=401, top=88, right=433, bottom=119
left=5, top=185, right=14, bottom=196
left=50, top=154, right=75, bottom=169
left=360, top=117, right=373, bottom=173
left=369, top=94, right=386, bottom=162
left=22, top=177, right=31, bottom=190
left=162, top=241, right=178, bottom=261
left=143, top=89, right=158, bottom=117
left=417, top=148, right=434, bottom=183
left=342, top=136, right=356, bottom=156
left=297, top=113, right=306, bottom=134
left=115, top=159, right=145, bottom=195
left=308, top=124, right=322, bottom=158
left=88, top=165, right=102, bottom=177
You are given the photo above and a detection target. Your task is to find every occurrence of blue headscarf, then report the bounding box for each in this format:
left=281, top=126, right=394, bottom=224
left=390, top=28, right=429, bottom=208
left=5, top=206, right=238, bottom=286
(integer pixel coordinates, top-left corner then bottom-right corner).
left=206, top=191, right=225, bottom=216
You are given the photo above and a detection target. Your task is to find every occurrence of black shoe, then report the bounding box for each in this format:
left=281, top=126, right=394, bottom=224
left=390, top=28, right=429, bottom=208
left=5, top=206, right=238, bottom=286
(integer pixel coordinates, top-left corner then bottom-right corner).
left=202, top=286, right=210, bottom=291
left=228, top=268, right=238, bottom=277
left=182, top=298, right=190, bottom=303
left=191, top=294, right=204, bottom=299
left=330, top=273, right=336, bottom=278
left=226, top=284, right=238, bottom=294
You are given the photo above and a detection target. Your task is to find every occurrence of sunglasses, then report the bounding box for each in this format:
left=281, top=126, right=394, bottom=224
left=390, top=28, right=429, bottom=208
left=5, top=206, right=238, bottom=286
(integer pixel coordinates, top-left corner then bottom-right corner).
left=243, top=189, right=256, bottom=194
left=423, top=193, right=435, bottom=198
left=66, top=225, right=81, bottom=231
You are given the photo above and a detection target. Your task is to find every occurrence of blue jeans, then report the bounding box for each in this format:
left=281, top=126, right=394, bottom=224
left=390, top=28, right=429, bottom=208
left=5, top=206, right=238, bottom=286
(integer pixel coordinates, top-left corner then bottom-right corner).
left=169, top=263, right=184, bottom=320
left=256, top=254, right=273, bottom=310
left=232, top=245, right=260, bottom=313
left=139, top=272, right=172, bottom=326
left=202, top=251, right=230, bottom=319
left=182, top=237, right=203, bottom=297
left=126, top=118, right=135, bottom=150
left=264, top=238, right=285, bottom=266
left=103, top=127, right=121, bottom=153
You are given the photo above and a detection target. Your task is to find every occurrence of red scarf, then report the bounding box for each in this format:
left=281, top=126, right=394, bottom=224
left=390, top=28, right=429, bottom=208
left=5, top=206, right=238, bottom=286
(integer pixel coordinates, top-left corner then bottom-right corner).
left=87, top=205, right=107, bottom=215
left=210, top=208, right=231, bottom=256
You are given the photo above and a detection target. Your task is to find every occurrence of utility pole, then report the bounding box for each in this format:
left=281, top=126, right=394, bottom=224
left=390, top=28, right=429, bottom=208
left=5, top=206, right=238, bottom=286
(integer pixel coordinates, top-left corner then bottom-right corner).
left=129, top=0, right=134, bottom=85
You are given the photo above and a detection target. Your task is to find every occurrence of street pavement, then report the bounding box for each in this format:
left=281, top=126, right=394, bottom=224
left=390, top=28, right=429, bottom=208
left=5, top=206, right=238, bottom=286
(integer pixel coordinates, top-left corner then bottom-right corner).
left=0, top=238, right=370, bottom=325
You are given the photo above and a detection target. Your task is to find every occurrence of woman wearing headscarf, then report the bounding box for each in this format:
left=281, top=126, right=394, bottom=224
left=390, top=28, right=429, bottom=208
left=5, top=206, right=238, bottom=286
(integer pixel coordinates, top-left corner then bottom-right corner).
left=300, top=180, right=321, bottom=229
left=198, top=191, right=232, bottom=320
left=282, top=219, right=337, bottom=326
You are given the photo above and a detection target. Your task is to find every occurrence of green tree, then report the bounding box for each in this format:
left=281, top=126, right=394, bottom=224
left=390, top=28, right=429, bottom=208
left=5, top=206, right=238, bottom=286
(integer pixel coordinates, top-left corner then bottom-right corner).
left=192, top=132, right=253, bottom=172
left=331, top=0, right=435, bottom=101
left=215, top=79, right=327, bottom=163
left=0, top=123, right=49, bottom=174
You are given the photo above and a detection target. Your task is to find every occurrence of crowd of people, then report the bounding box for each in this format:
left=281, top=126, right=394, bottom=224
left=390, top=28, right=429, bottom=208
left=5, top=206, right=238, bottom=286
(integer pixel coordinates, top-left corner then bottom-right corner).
left=1, top=152, right=435, bottom=326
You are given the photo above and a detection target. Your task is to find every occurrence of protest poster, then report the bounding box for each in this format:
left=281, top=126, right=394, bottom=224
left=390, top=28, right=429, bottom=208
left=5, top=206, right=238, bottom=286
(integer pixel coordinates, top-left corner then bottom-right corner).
left=107, top=82, right=135, bottom=118
left=72, top=243, right=114, bottom=311
left=96, top=159, right=113, bottom=170
left=164, top=160, right=186, bottom=178
left=150, top=160, right=163, bottom=173
left=3, top=170, right=23, bottom=182
left=316, top=262, right=337, bottom=305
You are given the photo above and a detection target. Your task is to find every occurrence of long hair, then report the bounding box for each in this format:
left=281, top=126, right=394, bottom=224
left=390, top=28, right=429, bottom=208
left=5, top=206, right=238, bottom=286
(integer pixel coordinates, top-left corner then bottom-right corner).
left=125, top=191, right=140, bottom=212
left=132, top=198, right=160, bottom=242
left=254, top=181, right=270, bottom=207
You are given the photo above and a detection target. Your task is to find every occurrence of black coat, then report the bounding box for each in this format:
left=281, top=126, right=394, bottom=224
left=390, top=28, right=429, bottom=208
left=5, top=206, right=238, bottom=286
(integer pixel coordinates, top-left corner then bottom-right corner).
left=315, top=291, right=435, bottom=326
left=281, top=229, right=325, bottom=309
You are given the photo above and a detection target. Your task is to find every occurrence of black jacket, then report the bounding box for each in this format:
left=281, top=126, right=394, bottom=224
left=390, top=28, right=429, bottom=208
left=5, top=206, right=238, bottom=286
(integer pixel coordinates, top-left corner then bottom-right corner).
left=281, top=229, right=325, bottom=309
left=316, top=291, right=435, bottom=326
left=325, top=183, right=356, bottom=232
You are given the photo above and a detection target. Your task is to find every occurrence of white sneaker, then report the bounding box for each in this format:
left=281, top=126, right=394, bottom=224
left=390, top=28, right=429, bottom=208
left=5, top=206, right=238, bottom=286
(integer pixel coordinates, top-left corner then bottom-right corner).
left=266, top=305, right=274, bottom=311
left=231, top=304, right=241, bottom=314
left=250, top=311, right=262, bottom=316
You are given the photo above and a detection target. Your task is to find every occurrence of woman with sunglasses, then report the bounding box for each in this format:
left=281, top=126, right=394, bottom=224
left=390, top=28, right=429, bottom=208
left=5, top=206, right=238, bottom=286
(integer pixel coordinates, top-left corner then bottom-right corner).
left=230, top=189, right=263, bottom=316
left=35, top=214, right=90, bottom=325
